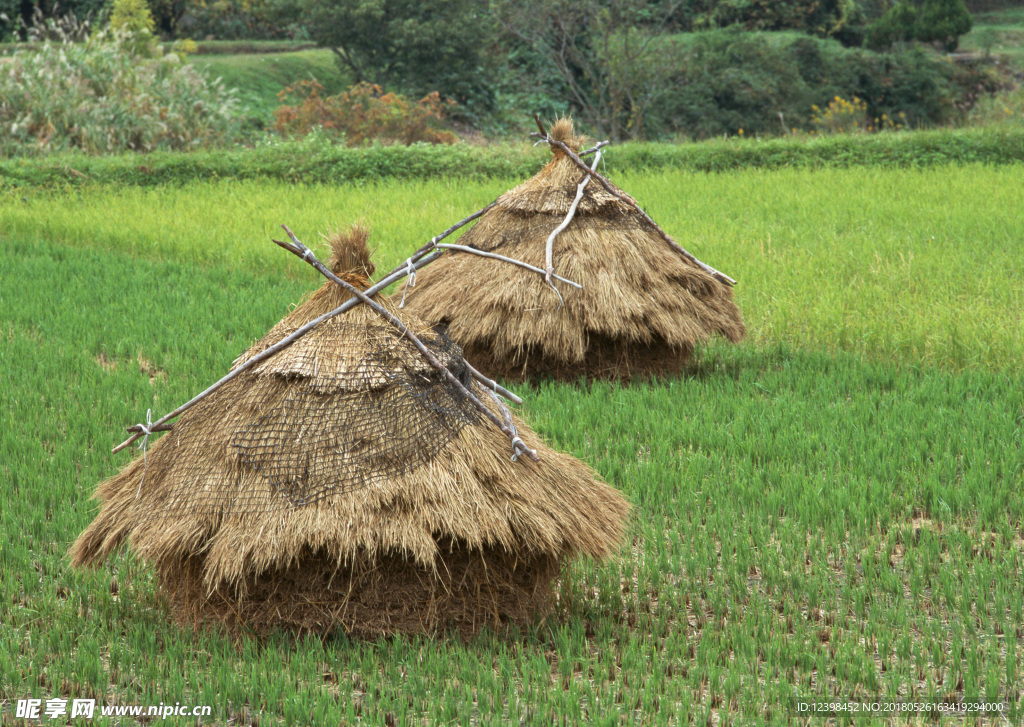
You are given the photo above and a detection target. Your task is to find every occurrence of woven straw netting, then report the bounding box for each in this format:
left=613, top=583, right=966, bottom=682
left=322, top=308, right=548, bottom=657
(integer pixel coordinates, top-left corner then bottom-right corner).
left=71, top=226, right=630, bottom=637
left=397, top=118, right=745, bottom=382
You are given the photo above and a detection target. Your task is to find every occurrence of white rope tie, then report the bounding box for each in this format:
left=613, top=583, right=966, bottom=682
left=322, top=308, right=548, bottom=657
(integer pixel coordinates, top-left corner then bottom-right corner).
left=301, top=248, right=315, bottom=262
left=399, top=257, right=416, bottom=308
left=510, top=436, right=528, bottom=462
left=485, top=388, right=533, bottom=462
left=135, top=408, right=152, bottom=499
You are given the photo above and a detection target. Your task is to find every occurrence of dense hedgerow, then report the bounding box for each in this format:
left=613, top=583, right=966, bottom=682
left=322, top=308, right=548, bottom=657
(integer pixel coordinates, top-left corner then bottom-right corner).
left=0, top=29, right=241, bottom=156
left=1, top=126, right=1022, bottom=189
left=177, top=0, right=302, bottom=40
left=646, top=30, right=1000, bottom=138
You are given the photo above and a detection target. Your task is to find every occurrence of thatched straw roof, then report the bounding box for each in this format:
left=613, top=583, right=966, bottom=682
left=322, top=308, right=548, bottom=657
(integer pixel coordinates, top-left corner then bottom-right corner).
left=70, top=226, right=630, bottom=637
left=397, top=118, right=745, bottom=381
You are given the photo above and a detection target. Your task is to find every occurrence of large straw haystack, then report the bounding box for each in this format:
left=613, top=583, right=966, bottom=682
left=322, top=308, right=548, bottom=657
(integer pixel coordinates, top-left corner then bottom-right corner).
left=398, top=118, right=745, bottom=381
left=70, top=227, right=630, bottom=638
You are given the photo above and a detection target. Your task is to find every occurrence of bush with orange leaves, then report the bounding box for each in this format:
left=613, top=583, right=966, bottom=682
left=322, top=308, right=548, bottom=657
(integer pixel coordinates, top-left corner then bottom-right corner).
left=273, top=81, right=458, bottom=146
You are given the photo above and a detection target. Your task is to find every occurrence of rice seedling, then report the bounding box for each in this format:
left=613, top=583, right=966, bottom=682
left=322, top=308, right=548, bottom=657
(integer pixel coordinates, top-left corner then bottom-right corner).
left=4, top=152, right=1023, bottom=722
left=2, top=162, right=1022, bottom=371
left=1, top=226, right=1021, bottom=723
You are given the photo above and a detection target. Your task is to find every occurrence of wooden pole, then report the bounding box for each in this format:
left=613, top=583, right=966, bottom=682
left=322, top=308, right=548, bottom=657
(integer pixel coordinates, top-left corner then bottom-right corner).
left=112, top=203, right=507, bottom=455
left=533, top=118, right=737, bottom=287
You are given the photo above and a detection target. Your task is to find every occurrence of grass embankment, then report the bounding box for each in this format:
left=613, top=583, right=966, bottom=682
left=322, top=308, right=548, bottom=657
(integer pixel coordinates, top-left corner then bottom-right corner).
left=3, top=163, right=1022, bottom=372
left=2, top=126, right=1023, bottom=188
left=961, top=6, right=1024, bottom=62
left=172, top=40, right=317, bottom=55
left=2, top=163, right=1022, bottom=723
left=192, top=48, right=349, bottom=121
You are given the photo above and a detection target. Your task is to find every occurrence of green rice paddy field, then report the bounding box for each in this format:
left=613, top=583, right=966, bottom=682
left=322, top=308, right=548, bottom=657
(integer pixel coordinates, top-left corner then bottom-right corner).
left=1, top=160, right=1023, bottom=725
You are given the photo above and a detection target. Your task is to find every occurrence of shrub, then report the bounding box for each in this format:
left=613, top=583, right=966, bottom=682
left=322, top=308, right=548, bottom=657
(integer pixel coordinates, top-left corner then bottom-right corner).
left=0, top=28, right=241, bottom=155
left=3, top=127, right=1023, bottom=189
left=273, top=81, right=458, bottom=146
left=177, top=0, right=300, bottom=40
left=173, top=37, right=198, bottom=57
left=108, top=0, right=154, bottom=34
left=865, top=1, right=918, bottom=49
left=853, top=46, right=955, bottom=127
left=300, top=0, right=494, bottom=117
left=916, top=0, right=972, bottom=51
left=108, top=0, right=156, bottom=54
left=812, top=95, right=907, bottom=133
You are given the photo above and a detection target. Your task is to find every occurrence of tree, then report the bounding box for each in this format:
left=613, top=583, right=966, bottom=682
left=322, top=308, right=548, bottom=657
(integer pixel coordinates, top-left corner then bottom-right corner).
left=301, top=0, right=494, bottom=113
left=493, top=0, right=684, bottom=140
left=916, top=0, right=971, bottom=51
left=864, top=1, right=918, bottom=49
left=109, top=0, right=155, bottom=34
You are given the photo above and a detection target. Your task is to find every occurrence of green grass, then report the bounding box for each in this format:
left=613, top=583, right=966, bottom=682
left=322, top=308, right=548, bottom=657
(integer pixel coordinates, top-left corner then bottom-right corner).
left=3, top=163, right=1022, bottom=372
left=961, top=5, right=1024, bottom=62
left=1, top=161, right=1022, bottom=723
left=165, top=40, right=317, bottom=55
left=1, top=233, right=1021, bottom=724
left=192, top=49, right=350, bottom=122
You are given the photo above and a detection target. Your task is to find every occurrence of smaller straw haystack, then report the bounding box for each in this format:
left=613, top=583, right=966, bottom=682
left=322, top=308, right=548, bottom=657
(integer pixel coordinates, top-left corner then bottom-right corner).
left=70, top=227, right=630, bottom=638
left=398, top=118, right=745, bottom=381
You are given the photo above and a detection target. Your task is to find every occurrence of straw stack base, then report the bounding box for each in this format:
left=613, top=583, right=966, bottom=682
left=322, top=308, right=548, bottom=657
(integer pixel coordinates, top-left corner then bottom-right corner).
left=159, top=541, right=560, bottom=639
left=464, top=335, right=694, bottom=383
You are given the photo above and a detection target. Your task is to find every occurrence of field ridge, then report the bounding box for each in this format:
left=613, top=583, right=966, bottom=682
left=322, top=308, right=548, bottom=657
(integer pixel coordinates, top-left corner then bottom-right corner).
left=1, top=126, right=1022, bottom=189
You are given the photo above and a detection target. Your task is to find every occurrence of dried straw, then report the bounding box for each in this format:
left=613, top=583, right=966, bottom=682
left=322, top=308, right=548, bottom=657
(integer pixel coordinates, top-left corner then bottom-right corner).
left=70, top=225, right=630, bottom=637
left=399, top=118, right=746, bottom=382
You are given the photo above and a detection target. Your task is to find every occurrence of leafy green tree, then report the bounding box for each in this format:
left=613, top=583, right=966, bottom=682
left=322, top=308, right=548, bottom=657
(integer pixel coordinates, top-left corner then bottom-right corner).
left=493, top=0, right=684, bottom=140
left=864, top=1, right=918, bottom=49
left=109, top=0, right=155, bottom=34
left=301, top=0, right=494, bottom=113
left=0, top=0, right=21, bottom=39
left=915, top=0, right=971, bottom=51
